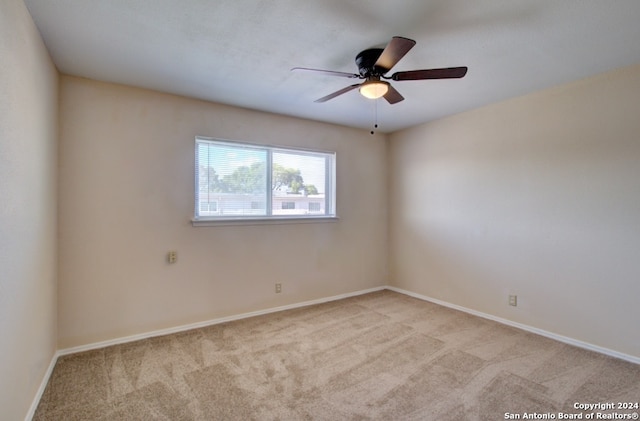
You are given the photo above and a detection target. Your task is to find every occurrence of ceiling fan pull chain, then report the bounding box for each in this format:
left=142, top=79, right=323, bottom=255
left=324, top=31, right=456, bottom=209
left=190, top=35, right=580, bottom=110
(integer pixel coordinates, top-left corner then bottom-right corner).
left=371, top=99, right=379, bottom=135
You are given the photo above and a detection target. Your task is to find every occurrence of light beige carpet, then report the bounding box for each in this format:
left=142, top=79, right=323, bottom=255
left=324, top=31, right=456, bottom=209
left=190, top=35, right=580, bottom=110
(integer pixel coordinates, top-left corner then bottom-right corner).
left=34, top=290, right=640, bottom=420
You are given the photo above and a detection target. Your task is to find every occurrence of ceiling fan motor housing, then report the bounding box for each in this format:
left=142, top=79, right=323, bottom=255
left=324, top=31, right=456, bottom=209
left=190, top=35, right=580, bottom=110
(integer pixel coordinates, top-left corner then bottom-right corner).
left=355, top=48, right=386, bottom=77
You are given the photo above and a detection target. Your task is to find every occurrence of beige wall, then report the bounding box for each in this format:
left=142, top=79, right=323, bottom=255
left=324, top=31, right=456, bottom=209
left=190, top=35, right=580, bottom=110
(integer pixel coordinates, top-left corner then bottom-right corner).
left=58, top=76, right=388, bottom=348
left=389, top=65, right=640, bottom=358
left=0, top=0, right=59, bottom=419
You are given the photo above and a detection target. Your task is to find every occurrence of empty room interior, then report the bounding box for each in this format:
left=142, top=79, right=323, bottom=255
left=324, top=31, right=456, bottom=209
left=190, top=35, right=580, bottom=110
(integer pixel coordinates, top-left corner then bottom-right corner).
left=2, top=1, right=640, bottom=419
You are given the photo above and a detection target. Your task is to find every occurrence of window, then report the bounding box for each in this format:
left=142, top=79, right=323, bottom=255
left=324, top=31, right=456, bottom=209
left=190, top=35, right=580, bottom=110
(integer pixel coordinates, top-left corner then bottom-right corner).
left=199, top=201, right=218, bottom=213
left=308, top=202, right=321, bottom=212
left=195, top=137, right=336, bottom=222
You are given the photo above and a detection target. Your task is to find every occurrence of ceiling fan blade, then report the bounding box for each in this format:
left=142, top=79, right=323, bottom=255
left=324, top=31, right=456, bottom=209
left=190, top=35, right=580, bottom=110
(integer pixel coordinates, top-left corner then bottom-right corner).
left=314, top=83, right=362, bottom=103
left=383, top=84, right=404, bottom=104
left=391, top=66, right=468, bottom=81
left=374, top=36, right=416, bottom=73
left=291, top=67, right=360, bottom=79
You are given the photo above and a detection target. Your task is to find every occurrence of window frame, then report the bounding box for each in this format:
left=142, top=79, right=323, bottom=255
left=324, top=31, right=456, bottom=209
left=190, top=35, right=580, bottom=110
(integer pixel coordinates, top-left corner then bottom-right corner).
left=192, top=136, right=338, bottom=226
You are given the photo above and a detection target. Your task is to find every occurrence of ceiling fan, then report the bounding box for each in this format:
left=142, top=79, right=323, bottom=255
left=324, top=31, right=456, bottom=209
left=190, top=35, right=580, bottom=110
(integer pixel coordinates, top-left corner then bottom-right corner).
left=292, top=36, right=467, bottom=104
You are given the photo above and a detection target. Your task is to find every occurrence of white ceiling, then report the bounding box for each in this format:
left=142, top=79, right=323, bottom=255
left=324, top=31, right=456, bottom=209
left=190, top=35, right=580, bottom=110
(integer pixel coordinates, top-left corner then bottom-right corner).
left=24, top=0, right=640, bottom=133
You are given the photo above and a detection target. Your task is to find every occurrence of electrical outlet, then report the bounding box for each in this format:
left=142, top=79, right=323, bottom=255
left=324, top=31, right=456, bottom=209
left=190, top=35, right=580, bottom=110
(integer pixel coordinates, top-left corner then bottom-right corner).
left=509, top=295, right=517, bottom=307
left=275, top=283, right=282, bottom=293
left=167, top=251, right=177, bottom=264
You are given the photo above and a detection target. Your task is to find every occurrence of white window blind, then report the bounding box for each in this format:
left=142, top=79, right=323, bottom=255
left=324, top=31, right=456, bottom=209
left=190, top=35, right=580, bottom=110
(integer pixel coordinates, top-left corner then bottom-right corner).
left=195, top=137, right=336, bottom=222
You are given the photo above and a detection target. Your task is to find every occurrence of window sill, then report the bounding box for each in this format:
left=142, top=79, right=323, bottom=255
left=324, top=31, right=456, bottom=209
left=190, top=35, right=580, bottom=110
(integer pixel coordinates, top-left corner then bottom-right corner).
left=191, top=215, right=339, bottom=227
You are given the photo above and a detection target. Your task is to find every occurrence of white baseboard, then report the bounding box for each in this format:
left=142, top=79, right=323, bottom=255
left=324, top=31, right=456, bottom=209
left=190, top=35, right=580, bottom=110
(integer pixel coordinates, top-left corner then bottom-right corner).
left=57, top=286, right=386, bottom=356
left=25, top=349, right=60, bottom=421
left=386, top=286, right=640, bottom=365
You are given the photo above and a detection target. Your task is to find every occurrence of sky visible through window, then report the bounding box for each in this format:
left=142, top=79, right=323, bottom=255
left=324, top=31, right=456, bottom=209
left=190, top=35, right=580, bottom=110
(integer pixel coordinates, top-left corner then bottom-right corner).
left=198, top=143, right=326, bottom=194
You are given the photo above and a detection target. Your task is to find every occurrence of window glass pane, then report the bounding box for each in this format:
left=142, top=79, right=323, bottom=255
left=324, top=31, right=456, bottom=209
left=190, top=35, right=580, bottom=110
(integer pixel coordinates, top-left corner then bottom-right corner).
left=272, top=151, right=327, bottom=216
left=195, top=137, right=335, bottom=221
left=197, top=142, right=267, bottom=217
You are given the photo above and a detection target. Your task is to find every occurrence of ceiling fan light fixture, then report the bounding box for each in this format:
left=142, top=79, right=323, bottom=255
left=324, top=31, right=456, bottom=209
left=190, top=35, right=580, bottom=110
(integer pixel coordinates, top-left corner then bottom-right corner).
left=359, top=80, right=389, bottom=99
